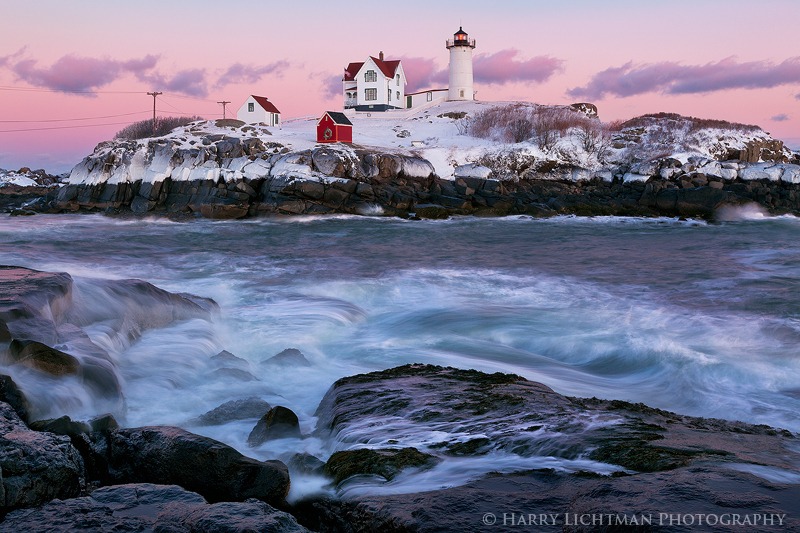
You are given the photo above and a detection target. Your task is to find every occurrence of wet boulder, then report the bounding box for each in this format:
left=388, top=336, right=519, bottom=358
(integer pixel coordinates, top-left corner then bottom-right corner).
left=191, top=397, right=272, bottom=426
left=108, top=426, right=290, bottom=504
left=8, top=339, right=80, bottom=376
left=1, top=483, right=310, bottom=532
left=210, top=349, right=250, bottom=369
left=248, top=406, right=302, bottom=446
left=0, top=402, right=85, bottom=513
left=324, top=447, right=439, bottom=485
left=262, top=347, right=311, bottom=367
left=0, top=374, right=31, bottom=422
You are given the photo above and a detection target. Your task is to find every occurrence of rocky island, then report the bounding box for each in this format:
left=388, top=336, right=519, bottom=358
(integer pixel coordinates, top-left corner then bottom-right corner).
left=3, top=101, right=800, bottom=221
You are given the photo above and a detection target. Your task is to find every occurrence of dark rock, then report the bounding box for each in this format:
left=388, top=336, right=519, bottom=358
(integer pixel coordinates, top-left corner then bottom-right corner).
left=29, top=415, right=91, bottom=438
left=262, top=347, right=311, bottom=367
left=0, top=401, right=84, bottom=513
left=199, top=202, right=249, bottom=219
left=191, top=397, right=272, bottom=426
left=89, top=413, right=119, bottom=433
left=324, top=447, right=439, bottom=485
left=8, top=339, right=80, bottom=376
left=1, top=483, right=310, bottom=532
left=299, top=364, right=800, bottom=531
left=288, top=453, right=326, bottom=476
left=0, top=374, right=31, bottom=423
left=210, top=367, right=260, bottom=382
left=210, top=349, right=250, bottom=368
left=248, top=406, right=302, bottom=446
left=413, top=203, right=450, bottom=219
left=0, top=266, right=72, bottom=345
left=108, top=426, right=290, bottom=504
left=9, top=208, right=36, bottom=216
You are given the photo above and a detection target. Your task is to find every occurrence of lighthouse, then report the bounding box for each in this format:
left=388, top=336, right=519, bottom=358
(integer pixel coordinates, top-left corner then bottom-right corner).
left=446, top=27, right=476, bottom=101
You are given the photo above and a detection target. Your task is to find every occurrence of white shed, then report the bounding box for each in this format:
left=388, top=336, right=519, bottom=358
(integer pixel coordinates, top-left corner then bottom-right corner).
left=237, top=95, right=281, bottom=127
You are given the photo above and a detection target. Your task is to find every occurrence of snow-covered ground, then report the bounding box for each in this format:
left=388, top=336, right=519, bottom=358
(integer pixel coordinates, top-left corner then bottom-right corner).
left=0, top=168, right=61, bottom=188
left=65, top=100, right=799, bottom=186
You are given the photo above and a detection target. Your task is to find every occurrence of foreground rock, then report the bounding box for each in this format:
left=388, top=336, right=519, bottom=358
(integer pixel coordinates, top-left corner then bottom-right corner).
left=1, top=483, right=309, bottom=532
left=297, top=364, right=800, bottom=531
left=0, top=402, right=84, bottom=514
left=0, top=265, right=217, bottom=420
left=108, top=426, right=290, bottom=504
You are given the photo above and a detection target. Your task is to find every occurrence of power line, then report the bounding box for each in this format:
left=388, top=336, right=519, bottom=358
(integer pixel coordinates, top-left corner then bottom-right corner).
left=0, top=120, right=140, bottom=133
left=0, top=110, right=150, bottom=123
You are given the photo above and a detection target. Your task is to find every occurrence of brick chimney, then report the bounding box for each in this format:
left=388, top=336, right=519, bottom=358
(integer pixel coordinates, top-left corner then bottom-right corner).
left=379, top=51, right=384, bottom=61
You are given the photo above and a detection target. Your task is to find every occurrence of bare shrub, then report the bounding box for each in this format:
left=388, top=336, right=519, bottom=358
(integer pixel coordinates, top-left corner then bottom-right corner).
left=115, top=116, right=204, bottom=140
left=455, top=117, right=471, bottom=135
left=506, top=117, right=534, bottom=143
left=576, top=121, right=613, bottom=161
left=468, top=104, right=535, bottom=142
left=617, top=112, right=760, bottom=133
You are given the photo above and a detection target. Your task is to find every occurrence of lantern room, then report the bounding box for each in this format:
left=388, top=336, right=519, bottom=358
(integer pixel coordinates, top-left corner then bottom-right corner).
left=447, top=27, right=476, bottom=49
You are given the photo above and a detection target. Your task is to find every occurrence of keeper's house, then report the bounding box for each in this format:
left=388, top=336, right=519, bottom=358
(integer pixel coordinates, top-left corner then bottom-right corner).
left=343, top=52, right=406, bottom=112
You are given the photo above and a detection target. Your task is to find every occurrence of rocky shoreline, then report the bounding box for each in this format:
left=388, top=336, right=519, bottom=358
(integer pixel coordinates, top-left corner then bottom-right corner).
left=1, top=266, right=799, bottom=531
left=9, top=152, right=800, bottom=221
left=3, top=113, right=800, bottom=221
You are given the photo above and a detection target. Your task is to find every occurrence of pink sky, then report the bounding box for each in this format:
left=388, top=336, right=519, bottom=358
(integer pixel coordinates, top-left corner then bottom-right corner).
left=1, top=0, right=798, bottom=172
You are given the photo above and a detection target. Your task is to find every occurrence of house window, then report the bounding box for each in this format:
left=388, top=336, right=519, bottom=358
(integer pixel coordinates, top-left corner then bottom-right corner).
left=274, top=115, right=279, bottom=125
left=427, top=92, right=433, bottom=102
left=396, top=91, right=400, bottom=101
left=396, top=74, right=400, bottom=86
left=365, top=88, right=377, bottom=101
left=460, top=90, right=465, bottom=98
left=388, top=88, right=392, bottom=101
left=365, top=70, right=377, bottom=82
left=248, top=102, right=254, bottom=112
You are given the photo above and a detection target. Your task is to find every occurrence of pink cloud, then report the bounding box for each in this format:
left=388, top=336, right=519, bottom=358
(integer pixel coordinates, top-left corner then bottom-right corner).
left=141, top=68, right=208, bottom=97
left=771, top=113, right=790, bottom=122
left=399, top=56, right=447, bottom=93
left=569, top=57, right=800, bottom=99
left=473, top=49, right=564, bottom=86
left=11, top=54, right=158, bottom=94
left=216, top=61, right=291, bottom=88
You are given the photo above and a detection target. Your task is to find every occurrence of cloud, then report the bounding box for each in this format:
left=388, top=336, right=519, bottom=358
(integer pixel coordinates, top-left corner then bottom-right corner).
left=399, top=56, right=447, bottom=93
left=138, top=68, right=209, bottom=97
left=11, top=54, right=158, bottom=94
left=569, top=57, right=800, bottom=100
left=314, top=71, right=342, bottom=100
left=771, top=113, right=790, bottom=122
left=473, top=49, right=563, bottom=85
left=215, top=61, right=290, bottom=88
left=400, top=50, right=563, bottom=93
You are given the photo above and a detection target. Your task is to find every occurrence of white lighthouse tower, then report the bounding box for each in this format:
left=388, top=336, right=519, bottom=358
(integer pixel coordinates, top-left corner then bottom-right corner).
left=446, top=27, right=476, bottom=101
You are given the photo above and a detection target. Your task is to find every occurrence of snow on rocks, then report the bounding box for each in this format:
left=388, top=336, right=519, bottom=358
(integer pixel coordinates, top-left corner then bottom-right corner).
left=454, top=163, right=493, bottom=179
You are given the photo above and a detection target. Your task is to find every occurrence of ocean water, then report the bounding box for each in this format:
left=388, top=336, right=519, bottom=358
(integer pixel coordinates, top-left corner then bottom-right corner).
left=2, top=209, right=800, bottom=496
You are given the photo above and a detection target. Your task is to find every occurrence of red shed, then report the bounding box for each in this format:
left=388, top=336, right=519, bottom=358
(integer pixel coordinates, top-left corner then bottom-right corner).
left=317, top=111, right=353, bottom=143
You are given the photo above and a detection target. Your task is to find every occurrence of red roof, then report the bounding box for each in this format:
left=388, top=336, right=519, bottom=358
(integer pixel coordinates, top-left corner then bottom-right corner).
left=251, top=95, right=280, bottom=114
left=371, top=57, right=401, bottom=79
left=343, top=57, right=401, bottom=81
left=343, top=62, right=364, bottom=82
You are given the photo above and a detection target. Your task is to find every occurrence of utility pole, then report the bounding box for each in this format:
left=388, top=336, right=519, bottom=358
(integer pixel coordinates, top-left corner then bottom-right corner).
left=147, top=91, right=162, bottom=135
left=217, top=100, right=231, bottom=119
